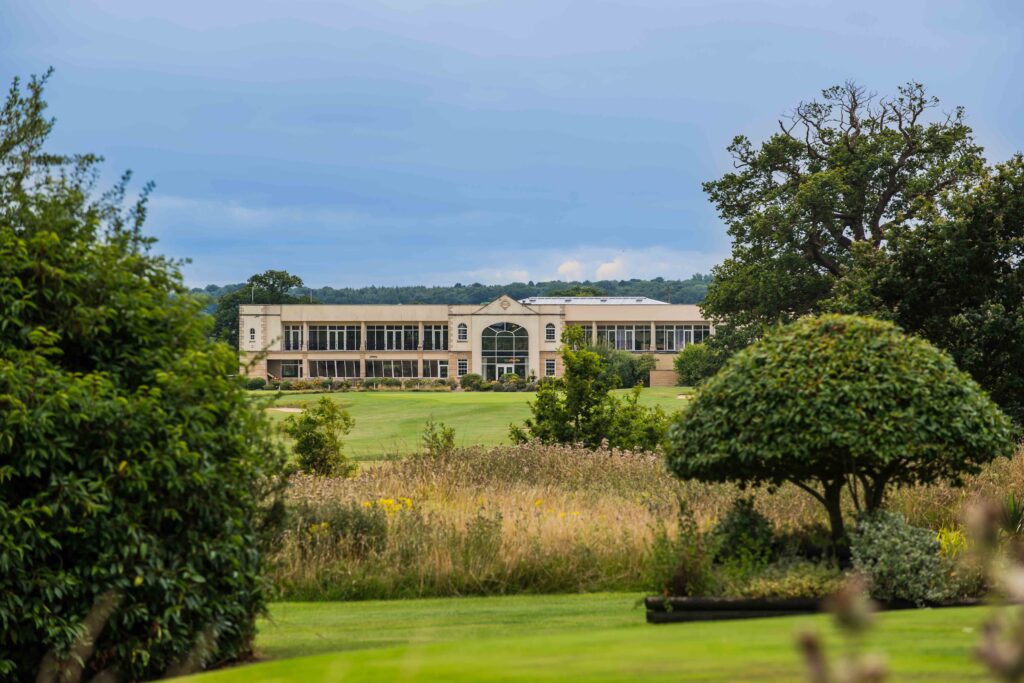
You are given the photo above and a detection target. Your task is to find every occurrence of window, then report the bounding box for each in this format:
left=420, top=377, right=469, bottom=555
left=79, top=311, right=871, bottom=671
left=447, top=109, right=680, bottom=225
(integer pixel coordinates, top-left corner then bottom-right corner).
left=308, top=325, right=361, bottom=351
left=595, top=324, right=650, bottom=352
left=280, top=360, right=302, bottom=378
left=456, top=323, right=468, bottom=342
left=423, top=360, right=449, bottom=378
left=365, top=360, right=418, bottom=377
left=366, top=325, right=418, bottom=351
left=655, top=324, right=712, bottom=351
left=283, top=325, right=303, bottom=351
left=481, top=322, right=529, bottom=381
left=545, top=323, right=556, bottom=342
left=249, top=328, right=256, bottom=342
left=457, top=359, right=468, bottom=376
left=423, top=325, right=449, bottom=351
left=545, top=359, right=556, bottom=376
left=308, top=360, right=361, bottom=378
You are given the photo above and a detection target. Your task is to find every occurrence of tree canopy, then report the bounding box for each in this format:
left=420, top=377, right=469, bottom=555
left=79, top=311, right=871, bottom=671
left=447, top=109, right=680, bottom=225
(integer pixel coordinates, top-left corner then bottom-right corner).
left=211, top=269, right=305, bottom=348
left=699, top=81, right=1024, bottom=422
left=665, top=315, right=1015, bottom=543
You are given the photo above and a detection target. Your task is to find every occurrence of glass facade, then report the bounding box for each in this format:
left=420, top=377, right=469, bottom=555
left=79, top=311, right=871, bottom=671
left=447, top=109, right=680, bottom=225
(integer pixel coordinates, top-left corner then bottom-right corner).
left=595, top=324, right=651, bottom=352
left=365, top=360, right=418, bottom=377
left=423, top=359, right=449, bottom=378
left=308, top=360, right=361, bottom=378
left=283, top=325, right=303, bottom=350
left=366, top=325, right=419, bottom=351
left=308, top=325, right=360, bottom=351
left=423, top=325, right=449, bottom=351
left=280, top=360, right=302, bottom=378
left=481, top=322, right=529, bottom=381
left=655, top=324, right=711, bottom=351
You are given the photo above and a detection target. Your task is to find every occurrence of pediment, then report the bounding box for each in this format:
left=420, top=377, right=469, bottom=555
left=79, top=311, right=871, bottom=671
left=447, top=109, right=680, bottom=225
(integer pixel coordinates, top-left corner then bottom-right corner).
left=472, top=295, right=537, bottom=315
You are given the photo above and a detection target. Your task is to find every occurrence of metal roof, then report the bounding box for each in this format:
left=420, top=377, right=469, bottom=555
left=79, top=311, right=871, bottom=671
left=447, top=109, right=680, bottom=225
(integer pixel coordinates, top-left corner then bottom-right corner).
left=518, top=296, right=669, bottom=305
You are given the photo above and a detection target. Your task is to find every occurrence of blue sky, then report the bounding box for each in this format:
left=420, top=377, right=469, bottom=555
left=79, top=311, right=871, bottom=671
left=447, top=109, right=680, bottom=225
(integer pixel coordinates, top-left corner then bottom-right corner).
left=2, top=1, right=1022, bottom=287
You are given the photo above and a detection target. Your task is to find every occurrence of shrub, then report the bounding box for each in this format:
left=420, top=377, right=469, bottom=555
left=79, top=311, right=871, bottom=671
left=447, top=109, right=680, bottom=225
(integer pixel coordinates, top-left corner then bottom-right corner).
left=283, top=397, right=357, bottom=477
left=362, top=377, right=383, bottom=390
left=279, top=379, right=295, bottom=390
left=673, top=343, right=718, bottom=386
left=246, top=376, right=268, bottom=390
left=592, top=344, right=656, bottom=388
left=319, top=379, right=333, bottom=390
left=743, top=560, right=843, bottom=599
left=850, top=512, right=946, bottom=604
left=711, top=498, right=776, bottom=566
left=647, top=502, right=715, bottom=597
left=460, top=373, right=484, bottom=391
left=381, top=377, right=402, bottom=388
left=0, top=72, right=287, bottom=680
left=666, top=314, right=1016, bottom=542
left=422, top=420, right=456, bottom=457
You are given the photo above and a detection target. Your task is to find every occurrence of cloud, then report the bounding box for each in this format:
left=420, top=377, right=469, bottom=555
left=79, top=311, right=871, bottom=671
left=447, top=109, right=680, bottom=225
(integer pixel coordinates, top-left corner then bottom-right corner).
left=557, top=260, right=584, bottom=280
left=595, top=258, right=625, bottom=279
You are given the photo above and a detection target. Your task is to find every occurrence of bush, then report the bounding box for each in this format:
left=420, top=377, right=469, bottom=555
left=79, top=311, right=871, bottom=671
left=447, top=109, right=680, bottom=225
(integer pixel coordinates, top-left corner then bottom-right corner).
left=421, top=420, right=456, bottom=457
left=673, top=343, right=718, bottom=386
left=460, top=373, right=484, bottom=391
left=666, top=314, right=1016, bottom=542
left=362, top=377, right=383, bottom=390
left=711, top=498, right=776, bottom=566
left=592, top=344, right=656, bottom=388
left=246, top=377, right=268, bottom=390
left=0, top=72, right=287, bottom=680
left=283, top=397, right=357, bottom=477
left=279, top=379, right=295, bottom=390
left=850, top=511, right=946, bottom=604
left=742, top=560, right=843, bottom=599
left=319, top=379, right=333, bottom=390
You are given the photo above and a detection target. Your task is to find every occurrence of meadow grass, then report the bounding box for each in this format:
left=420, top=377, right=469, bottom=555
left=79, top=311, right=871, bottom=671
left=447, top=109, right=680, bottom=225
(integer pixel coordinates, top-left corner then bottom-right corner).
left=177, top=595, right=991, bottom=682
left=257, top=386, right=690, bottom=460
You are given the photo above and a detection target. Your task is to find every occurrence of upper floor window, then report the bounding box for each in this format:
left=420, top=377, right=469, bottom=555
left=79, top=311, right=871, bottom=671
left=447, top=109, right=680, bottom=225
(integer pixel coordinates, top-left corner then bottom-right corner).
left=366, top=325, right=418, bottom=351
left=595, top=324, right=650, bottom=352
left=545, top=323, right=556, bottom=342
left=283, top=325, right=303, bottom=351
left=456, top=323, right=468, bottom=342
left=424, top=325, right=449, bottom=351
left=655, top=324, right=712, bottom=351
left=308, top=324, right=360, bottom=351
left=249, top=328, right=256, bottom=342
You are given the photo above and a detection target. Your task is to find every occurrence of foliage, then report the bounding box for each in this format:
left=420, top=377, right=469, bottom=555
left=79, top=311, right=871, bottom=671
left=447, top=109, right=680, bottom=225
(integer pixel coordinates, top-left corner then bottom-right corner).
left=742, top=560, right=843, bottom=599
left=648, top=502, right=715, bottom=597
left=672, top=343, right=719, bottom=386
left=510, top=327, right=668, bottom=450
left=591, top=343, right=656, bottom=388
left=850, top=512, right=946, bottom=604
left=283, top=397, right=356, bottom=476
left=0, top=71, right=288, bottom=680
left=197, top=274, right=713, bottom=307
left=665, top=314, right=1016, bottom=542
left=246, top=377, right=268, bottom=390
left=421, top=419, right=456, bottom=457
left=459, top=373, right=484, bottom=390
left=711, top=498, right=776, bottom=566
left=702, top=81, right=1024, bottom=425
left=211, top=269, right=305, bottom=348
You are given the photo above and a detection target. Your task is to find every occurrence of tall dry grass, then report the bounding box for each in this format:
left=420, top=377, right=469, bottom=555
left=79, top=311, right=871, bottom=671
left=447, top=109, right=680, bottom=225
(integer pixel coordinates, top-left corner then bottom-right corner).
left=272, top=443, right=1024, bottom=600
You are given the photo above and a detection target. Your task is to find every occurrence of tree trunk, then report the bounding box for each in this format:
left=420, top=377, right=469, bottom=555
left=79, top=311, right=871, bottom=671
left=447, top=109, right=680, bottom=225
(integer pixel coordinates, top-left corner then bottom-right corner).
left=823, top=481, right=846, bottom=544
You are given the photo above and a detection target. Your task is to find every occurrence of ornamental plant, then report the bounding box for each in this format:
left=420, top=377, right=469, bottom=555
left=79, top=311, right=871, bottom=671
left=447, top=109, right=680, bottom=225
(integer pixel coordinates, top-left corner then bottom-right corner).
left=0, top=71, right=288, bottom=680
left=665, top=314, right=1015, bottom=543
left=283, top=396, right=356, bottom=476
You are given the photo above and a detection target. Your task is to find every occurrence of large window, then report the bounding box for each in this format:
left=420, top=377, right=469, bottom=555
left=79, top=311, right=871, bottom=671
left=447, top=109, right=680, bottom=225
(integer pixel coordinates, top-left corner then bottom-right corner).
left=280, top=360, right=302, bottom=378
left=283, top=325, right=303, bottom=351
left=456, top=323, right=468, bottom=342
left=655, top=324, right=712, bottom=351
left=481, top=322, right=529, bottom=381
left=366, top=325, right=419, bottom=351
left=308, top=360, right=361, bottom=378
left=365, top=360, right=418, bottom=377
left=545, top=323, right=556, bottom=341
left=595, top=324, right=651, bottom=352
left=423, top=325, right=448, bottom=351
left=308, top=325, right=361, bottom=351
left=423, top=360, right=449, bottom=378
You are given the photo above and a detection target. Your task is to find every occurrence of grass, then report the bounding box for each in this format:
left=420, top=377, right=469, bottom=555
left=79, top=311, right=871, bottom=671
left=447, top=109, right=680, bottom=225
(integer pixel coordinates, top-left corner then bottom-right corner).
left=179, top=595, right=991, bottom=681
left=257, top=386, right=689, bottom=460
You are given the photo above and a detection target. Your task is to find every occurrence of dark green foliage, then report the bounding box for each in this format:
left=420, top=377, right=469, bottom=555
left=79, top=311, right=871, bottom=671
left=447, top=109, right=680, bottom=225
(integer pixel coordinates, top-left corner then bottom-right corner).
left=711, top=498, right=776, bottom=567
left=851, top=512, right=946, bottom=604
left=672, top=343, right=720, bottom=386
left=0, top=72, right=288, bottom=680
left=246, top=377, right=268, bottom=390
left=510, top=327, right=668, bottom=450
left=459, top=373, right=484, bottom=391
left=701, top=81, right=1024, bottom=425
left=591, top=344, right=656, bottom=388
left=283, top=397, right=356, bottom=477
left=666, top=315, right=1015, bottom=542
left=196, top=274, right=713, bottom=307
left=211, top=269, right=305, bottom=348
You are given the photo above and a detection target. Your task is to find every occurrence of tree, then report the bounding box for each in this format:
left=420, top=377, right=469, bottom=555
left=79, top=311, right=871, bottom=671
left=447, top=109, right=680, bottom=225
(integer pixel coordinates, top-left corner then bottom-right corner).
left=545, top=284, right=607, bottom=297
left=665, top=315, right=1015, bottom=543
left=699, top=82, right=1024, bottom=419
left=591, top=343, right=656, bottom=388
left=1, top=71, right=288, bottom=680
left=672, top=343, right=718, bottom=386
left=211, top=269, right=305, bottom=348
left=283, top=397, right=356, bottom=476
left=510, top=326, right=667, bottom=450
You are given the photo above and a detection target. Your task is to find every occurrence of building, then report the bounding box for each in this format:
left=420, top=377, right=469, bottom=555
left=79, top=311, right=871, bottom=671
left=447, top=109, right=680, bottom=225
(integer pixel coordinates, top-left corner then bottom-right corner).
left=239, top=295, right=711, bottom=387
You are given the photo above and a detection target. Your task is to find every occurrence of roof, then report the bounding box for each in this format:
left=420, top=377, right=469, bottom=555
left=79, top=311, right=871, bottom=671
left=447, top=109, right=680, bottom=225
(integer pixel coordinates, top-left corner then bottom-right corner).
left=518, top=296, right=669, bottom=305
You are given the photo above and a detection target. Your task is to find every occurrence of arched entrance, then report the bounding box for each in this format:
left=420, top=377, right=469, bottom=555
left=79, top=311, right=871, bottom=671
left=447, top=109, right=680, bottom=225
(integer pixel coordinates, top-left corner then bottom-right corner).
left=481, top=322, right=528, bottom=381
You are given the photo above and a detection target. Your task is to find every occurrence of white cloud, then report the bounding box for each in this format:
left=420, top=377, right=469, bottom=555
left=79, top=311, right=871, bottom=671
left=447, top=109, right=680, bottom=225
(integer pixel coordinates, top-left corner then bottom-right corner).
left=595, top=258, right=625, bottom=279
left=557, top=260, right=584, bottom=280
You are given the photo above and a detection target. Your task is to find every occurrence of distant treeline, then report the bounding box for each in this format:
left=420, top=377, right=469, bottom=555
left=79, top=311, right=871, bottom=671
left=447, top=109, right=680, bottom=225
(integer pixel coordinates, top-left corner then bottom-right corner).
left=193, top=275, right=712, bottom=306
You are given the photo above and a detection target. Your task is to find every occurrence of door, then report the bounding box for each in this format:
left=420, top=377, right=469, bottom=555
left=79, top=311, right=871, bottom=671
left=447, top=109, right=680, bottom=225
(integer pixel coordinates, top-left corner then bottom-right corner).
left=496, top=364, right=515, bottom=378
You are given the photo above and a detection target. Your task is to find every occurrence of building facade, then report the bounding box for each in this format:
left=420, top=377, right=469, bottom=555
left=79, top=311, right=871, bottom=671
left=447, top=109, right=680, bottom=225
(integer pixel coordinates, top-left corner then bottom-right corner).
left=239, top=295, right=711, bottom=386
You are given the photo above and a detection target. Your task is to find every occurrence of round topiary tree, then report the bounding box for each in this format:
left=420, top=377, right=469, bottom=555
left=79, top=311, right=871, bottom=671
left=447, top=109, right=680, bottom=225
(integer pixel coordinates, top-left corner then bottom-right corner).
left=0, top=72, right=288, bottom=680
left=665, top=314, right=1016, bottom=543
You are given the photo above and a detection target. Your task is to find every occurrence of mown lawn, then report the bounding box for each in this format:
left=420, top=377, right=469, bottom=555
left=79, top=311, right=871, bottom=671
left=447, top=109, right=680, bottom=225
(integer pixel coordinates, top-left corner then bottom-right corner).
left=179, top=594, right=990, bottom=682
left=257, top=386, right=690, bottom=460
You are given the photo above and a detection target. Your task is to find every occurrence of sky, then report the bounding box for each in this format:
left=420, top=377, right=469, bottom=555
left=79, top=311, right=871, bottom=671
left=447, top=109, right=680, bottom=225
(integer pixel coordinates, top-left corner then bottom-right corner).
left=1, top=1, right=1022, bottom=288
